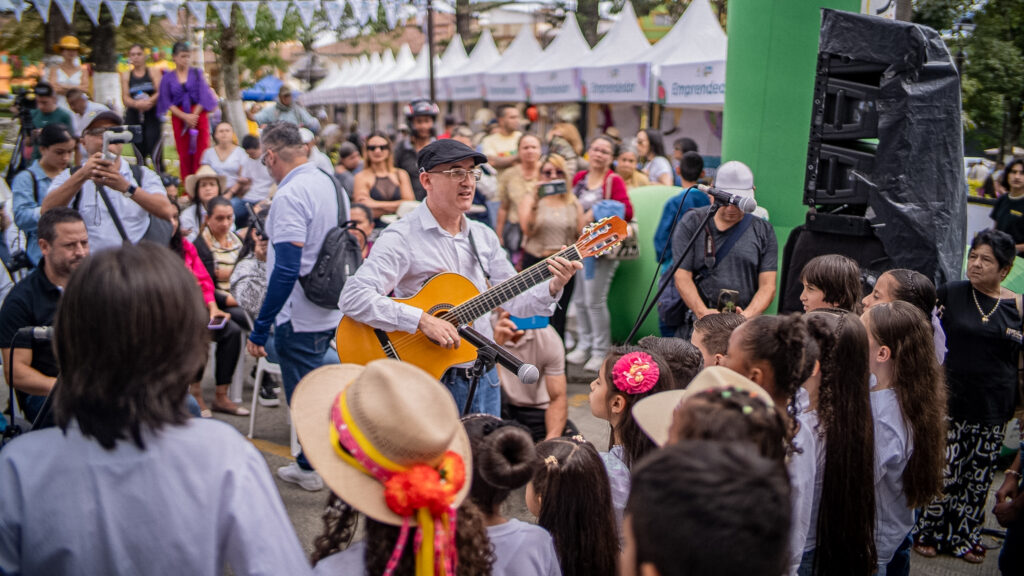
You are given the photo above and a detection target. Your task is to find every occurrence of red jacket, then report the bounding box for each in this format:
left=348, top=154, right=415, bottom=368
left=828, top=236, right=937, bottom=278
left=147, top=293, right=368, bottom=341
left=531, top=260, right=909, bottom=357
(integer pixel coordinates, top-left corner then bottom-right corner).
left=572, top=169, right=633, bottom=221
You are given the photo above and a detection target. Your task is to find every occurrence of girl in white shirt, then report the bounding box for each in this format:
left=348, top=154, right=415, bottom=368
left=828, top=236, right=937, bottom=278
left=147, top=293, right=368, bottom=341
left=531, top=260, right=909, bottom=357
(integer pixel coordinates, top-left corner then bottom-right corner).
left=463, top=415, right=561, bottom=576
left=862, top=301, right=947, bottom=575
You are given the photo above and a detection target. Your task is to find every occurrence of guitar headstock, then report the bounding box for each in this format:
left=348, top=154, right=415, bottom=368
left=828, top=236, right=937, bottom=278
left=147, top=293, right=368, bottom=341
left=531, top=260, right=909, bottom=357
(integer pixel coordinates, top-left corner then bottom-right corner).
left=575, top=216, right=629, bottom=259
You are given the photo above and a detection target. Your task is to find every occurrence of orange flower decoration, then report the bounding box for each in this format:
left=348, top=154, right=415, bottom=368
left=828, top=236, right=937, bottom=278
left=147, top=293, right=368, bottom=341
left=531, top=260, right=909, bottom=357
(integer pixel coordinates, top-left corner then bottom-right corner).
left=384, top=451, right=466, bottom=517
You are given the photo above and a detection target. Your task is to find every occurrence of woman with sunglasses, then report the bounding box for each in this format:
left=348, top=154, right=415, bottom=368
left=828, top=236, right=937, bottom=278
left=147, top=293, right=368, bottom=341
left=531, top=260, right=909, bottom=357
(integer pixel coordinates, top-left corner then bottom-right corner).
left=518, top=154, right=584, bottom=339
left=352, top=131, right=414, bottom=226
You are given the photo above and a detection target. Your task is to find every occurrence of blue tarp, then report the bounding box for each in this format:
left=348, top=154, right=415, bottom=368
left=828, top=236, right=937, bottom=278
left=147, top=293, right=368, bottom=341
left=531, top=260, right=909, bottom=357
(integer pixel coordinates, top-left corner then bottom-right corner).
left=242, top=76, right=283, bottom=102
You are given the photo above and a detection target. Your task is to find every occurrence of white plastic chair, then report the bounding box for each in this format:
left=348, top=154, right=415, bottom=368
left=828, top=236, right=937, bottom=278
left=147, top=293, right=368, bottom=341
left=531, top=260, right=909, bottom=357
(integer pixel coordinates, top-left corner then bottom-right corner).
left=247, top=356, right=283, bottom=439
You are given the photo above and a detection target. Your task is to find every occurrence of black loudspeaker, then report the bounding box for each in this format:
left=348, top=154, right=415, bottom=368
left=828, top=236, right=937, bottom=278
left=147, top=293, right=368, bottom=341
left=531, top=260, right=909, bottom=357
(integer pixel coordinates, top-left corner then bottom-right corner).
left=791, top=10, right=965, bottom=287
left=778, top=222, right=893, bottom=314
left=804, top=55, right=885, bottom=207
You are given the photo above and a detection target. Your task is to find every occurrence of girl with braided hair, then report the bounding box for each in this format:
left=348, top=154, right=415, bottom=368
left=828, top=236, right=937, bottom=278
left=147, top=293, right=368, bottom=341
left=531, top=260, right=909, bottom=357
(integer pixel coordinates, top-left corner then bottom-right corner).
left=798, top=310, right=877, bottom=576
left=721, top=314, right=819, bottom=575
left=461, top=415, right=560, bottom=576
left=528, top=436, right=618, bottom=576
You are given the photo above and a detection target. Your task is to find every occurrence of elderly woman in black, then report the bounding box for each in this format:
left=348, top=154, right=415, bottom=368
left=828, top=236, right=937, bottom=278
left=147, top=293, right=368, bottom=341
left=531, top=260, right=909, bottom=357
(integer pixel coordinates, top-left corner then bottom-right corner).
left=913, top=229, right=1021, bottom=564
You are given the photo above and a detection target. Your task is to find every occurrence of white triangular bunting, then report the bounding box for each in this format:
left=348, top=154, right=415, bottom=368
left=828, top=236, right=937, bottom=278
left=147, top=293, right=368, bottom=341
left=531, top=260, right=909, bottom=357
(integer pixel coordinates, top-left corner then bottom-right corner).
left=353, top=0, right=367, bottom=25
left=292, top=0, right=315, bottom=28
left=266, top=0, right=288, bottom=29
left=79, top=0, right=101, bottom=24
left=237, top=0, right=259, bottom=29
left=31, top=0, right=50, bottom=22
left=323, top=0, right=342, bottom=28
left=134, top=0, right=152, bottom=24
left=162, top=0, right=180, bottom=25
left=211, top=0, right=233, bottom=25
left=104, top=0, right=128, bottom=25
left=52, top=0, right=74, bottom=23
left=365, top=0, right=376, bottom=22
left=11, top=0, right=27, bottom=21
left=383, top=0, right=397, bottom=29
left=186, top=0, right=206, bottom=26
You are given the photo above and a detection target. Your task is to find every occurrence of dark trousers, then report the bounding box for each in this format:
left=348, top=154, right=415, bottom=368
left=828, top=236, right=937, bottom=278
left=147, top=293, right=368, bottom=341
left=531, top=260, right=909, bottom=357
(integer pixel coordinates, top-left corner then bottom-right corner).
left=521, top=252, right=574, bottom=341
left=276, top=321, right=334, bottom=470
left=502, top=403, right=579, bottom=443
left=209, top=315, right=242, bottom=386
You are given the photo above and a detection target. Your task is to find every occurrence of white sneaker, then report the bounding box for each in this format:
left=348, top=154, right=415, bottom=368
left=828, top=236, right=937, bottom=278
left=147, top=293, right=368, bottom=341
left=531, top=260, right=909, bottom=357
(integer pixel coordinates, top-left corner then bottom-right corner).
left=565, top=348, right=590, bottom=365
left=277, top=462, right=324, bottom=491
left=582, top=356, right=605, bottom=374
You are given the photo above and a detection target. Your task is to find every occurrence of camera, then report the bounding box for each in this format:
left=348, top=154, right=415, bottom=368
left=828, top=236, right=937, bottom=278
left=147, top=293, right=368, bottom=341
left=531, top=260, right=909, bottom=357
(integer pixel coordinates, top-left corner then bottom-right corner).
left=13, top=87, right=36, bottom=112
left=538, top=180, right=567, bottom=198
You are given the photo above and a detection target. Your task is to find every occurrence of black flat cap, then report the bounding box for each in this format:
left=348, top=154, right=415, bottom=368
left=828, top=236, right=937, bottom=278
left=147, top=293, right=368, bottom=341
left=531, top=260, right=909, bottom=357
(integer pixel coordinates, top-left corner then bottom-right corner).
left=417, top=139, right=487, bottom=173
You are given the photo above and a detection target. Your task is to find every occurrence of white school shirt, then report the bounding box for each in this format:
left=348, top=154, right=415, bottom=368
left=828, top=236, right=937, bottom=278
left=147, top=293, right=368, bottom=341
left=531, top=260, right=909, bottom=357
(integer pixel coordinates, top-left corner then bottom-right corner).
left=871, top=387, right=914, bottom=566
left=339, top=201, right=558, bottom=346
left=239, top=154, right=274, bottom=203
left=0, top=419, right=312, bottom=576
left=787, top=415, right=818, bottom=576
left=265, top=161, right=348, bottom=333
left=488, top=519, right=562, bottom=576
left=48, top=159, right=165, bottom=253
left=800, top=410, right=826, bottom=553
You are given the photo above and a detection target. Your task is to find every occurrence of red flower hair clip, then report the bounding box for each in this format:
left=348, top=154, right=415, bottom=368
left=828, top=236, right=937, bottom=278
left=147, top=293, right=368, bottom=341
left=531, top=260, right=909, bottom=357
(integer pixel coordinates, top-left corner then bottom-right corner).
left=613, top=351, right=660, bottom=395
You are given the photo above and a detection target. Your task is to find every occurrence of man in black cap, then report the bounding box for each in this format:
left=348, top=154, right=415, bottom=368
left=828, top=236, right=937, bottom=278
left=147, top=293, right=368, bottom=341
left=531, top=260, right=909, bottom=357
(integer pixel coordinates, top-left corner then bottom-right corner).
left=41, top=110, right=175, bottom=252
left=340, top=139, right=581, bottom=416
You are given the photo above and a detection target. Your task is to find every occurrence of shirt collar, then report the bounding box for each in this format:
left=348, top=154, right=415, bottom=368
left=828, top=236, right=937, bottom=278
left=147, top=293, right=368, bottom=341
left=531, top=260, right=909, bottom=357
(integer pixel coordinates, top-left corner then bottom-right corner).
left=278, top=160, right=316, bottom=189
left=33, top=259, right=62, bottom=294
left=415, top=201, right=468, bottom=239
left=28, top=160, right=48, bottom=180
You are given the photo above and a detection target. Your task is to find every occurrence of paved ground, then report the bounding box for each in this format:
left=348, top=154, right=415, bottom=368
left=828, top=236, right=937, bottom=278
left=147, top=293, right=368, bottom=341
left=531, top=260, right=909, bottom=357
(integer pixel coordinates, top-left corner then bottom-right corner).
left=2, top=355, right=1007, bottom=575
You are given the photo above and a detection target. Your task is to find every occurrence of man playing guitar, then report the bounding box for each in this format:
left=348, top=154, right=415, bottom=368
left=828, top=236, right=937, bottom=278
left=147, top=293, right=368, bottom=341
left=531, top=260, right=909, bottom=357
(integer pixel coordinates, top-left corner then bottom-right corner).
left=339, top=139, right=582, bottom=416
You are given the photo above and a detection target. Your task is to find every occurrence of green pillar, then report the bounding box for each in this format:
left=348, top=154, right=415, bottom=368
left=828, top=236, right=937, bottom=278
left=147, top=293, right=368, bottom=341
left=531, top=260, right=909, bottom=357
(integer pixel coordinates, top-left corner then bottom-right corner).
left=721, top=0, right=860, bottom=311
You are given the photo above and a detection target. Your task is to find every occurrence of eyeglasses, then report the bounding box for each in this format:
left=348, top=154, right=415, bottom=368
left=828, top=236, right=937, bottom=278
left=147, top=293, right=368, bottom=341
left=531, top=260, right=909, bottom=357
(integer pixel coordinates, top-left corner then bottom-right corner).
left=366, top=144, right=389, bottom=152
left=260, top=148, right=275, bottom=166
left=542, top=169, right=565, bottom=178
left=429, top=167, right=483, bottom=182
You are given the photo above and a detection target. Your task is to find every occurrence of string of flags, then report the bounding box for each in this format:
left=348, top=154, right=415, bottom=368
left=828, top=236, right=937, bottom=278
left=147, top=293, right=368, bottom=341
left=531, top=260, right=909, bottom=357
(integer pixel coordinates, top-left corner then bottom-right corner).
left=3, top=0, right=410, bottom=31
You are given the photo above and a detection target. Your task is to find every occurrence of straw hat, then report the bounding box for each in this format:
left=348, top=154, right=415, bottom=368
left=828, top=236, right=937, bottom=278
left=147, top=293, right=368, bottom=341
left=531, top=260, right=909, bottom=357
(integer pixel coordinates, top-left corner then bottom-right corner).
left=184, top=165, right=227, bottom=199
left=632, top=366, right=775, bottom=447
left=54, top=36, right=85, bottom=53
left=291, top=360, right=472, bottom=526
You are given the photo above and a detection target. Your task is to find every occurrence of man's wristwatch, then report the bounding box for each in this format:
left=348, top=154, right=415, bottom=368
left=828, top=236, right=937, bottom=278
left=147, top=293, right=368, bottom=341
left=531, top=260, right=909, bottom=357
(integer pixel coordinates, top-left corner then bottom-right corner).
left=124, top=183, right=137, bottom=199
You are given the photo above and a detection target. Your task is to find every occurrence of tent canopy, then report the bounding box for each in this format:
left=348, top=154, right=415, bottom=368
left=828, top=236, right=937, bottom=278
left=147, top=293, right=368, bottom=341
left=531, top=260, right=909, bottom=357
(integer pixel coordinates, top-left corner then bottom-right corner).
left=445, top=29, right=502, bottom=102
left=484, top=24, right=542, bottom=102
left=242, top=75, right=283, bottom=102
left=580, top=2, right=652, bottom=103
left=645, top=0, right=727, bottom=108
left=524, top=12, right=591, bottom=103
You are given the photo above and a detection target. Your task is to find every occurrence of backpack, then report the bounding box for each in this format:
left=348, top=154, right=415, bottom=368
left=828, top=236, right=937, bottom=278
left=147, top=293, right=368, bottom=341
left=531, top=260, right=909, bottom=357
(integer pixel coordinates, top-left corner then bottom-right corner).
left=298, top=170, right=363, bottom=309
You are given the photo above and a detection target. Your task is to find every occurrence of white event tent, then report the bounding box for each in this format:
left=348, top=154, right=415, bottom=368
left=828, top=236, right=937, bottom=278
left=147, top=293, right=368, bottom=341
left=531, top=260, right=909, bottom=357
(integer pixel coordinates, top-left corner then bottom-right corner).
left=523, top=12, right=591, bottom=104
left=444, top=29, right=501, bottom=103
left=482, top=24, right=543, bottom=103
left=437, top=35, right=471, bottom=102
left=373, top=43, right=417, bottom=104
left=646, top=0, right=726, bottom=109
left=580, top=2, right=651, bottom=104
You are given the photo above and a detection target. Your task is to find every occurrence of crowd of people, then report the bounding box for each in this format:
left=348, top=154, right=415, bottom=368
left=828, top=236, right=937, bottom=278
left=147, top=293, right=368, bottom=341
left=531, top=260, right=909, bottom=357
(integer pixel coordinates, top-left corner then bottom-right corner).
left=2, top=37, right=1024, bottom=576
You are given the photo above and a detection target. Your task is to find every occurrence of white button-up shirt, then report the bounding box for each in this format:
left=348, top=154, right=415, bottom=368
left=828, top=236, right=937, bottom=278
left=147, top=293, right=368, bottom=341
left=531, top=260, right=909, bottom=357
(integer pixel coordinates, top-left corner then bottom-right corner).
left=340, top=202, right=558, bottom=345
left=48, top=159, right=165, bottom=253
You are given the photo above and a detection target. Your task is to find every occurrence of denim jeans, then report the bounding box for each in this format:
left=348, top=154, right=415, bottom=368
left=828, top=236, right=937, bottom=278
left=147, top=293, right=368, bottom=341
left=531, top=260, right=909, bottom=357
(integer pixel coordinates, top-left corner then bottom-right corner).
left=442, top=367, right=500, bottom=417
left=275, top=321, right=334, bottom=470
left=573, top=258, right=619, bottom=358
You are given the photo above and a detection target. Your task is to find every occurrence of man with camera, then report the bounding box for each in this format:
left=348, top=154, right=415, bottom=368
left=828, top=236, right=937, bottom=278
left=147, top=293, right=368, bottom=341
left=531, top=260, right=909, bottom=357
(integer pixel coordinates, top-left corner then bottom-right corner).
left=671, top=161, right=777, bottom=337
left=40, top=111, right=174, bottom=253
left=0, top=208, right=89, bottom=425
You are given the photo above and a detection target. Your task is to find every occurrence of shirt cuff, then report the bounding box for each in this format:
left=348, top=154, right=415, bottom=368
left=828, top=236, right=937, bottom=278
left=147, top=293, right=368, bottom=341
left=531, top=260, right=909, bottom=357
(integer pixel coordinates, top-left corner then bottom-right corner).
left=399, top=304, right=424, bottom=334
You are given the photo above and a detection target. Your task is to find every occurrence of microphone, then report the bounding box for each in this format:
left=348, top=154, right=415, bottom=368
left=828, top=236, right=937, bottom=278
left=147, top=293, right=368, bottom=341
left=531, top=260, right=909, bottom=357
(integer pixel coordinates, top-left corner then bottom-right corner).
left=458, top=325, right=540, bottom=385
left=15, top=326, right=53, bottom=345
left=697, top=184, right=758, bottom=214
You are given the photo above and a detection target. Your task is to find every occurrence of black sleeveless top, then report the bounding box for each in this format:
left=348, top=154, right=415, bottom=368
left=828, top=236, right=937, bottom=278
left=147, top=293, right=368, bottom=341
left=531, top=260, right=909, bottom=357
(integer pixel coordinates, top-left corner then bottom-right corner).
left=128, top=67, right=156, bottom=99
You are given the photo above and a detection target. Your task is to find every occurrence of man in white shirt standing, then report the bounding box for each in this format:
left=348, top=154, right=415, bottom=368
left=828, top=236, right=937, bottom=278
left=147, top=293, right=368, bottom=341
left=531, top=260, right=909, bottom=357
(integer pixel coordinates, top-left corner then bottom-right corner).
left=41, top=111, right=175, bottom=252
left=246, top=122, right=348, bottom=492
left=340, top=139, right=580, bottom=416
left=65, top=88, right=109, bottom=164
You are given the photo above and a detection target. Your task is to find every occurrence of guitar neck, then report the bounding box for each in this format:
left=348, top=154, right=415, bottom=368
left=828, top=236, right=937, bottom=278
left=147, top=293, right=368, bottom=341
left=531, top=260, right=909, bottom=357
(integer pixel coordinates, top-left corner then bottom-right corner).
left=448, top=245, right=582, bottom=325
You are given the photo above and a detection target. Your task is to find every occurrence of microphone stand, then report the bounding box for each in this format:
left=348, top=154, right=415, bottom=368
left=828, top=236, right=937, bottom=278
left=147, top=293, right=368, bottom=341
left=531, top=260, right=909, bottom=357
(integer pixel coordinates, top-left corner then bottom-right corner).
left=463, top=346, right=497, bottom=416
left=625, top=202, right=722, bottom=342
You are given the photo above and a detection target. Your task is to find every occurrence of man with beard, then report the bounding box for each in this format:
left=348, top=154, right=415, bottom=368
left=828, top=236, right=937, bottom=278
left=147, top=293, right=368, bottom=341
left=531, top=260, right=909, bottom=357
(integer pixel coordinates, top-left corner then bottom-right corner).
left=394, top=99, right=439, bottom=200
left=0, top=208, right=89, bottom=424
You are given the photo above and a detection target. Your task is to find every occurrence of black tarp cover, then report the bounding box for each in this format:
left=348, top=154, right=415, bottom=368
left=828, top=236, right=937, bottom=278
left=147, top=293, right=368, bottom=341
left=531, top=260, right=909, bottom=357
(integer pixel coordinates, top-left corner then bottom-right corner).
left=819, top=9, right=966, bottom=285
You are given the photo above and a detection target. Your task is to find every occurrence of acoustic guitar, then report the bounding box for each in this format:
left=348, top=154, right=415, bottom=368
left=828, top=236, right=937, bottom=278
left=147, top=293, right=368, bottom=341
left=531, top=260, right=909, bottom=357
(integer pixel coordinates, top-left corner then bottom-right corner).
left=336, top=216, right=629, bottom=379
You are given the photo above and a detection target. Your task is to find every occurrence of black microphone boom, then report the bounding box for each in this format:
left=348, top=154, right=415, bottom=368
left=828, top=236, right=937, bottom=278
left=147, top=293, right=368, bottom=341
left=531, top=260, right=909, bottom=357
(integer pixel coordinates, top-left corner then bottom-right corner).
left=458, top=325, right=540, bottom=385
left=697, top=184, right=758, bottom=214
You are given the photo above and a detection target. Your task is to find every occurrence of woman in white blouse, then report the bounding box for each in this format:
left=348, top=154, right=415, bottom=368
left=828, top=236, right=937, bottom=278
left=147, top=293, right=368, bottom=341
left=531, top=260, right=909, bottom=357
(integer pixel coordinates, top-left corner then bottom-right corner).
left=201, top=122, right=248, bottom=199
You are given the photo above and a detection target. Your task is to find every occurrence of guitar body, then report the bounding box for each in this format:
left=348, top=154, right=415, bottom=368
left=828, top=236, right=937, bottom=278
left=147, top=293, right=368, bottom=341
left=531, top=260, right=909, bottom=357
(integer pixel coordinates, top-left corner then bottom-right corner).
left=336, top=272, right=481, bottom=379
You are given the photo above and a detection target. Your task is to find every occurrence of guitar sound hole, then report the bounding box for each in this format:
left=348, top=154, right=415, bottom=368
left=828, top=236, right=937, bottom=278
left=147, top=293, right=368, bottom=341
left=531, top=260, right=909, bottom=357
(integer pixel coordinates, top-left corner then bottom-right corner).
left=428, top=303, right=454, bottom=317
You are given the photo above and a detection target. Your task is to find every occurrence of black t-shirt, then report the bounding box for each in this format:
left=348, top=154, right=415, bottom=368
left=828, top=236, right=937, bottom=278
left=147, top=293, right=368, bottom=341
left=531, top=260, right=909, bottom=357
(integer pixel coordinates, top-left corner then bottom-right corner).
left=990, top=194, right=1024, bottom=246
left=394, top=138, right=434, bottom=201
left=939, top=280, right=1022, bottom=424
left=670, top=208, right=778, bottom=309
left=0, top=262, right=62, bottom=411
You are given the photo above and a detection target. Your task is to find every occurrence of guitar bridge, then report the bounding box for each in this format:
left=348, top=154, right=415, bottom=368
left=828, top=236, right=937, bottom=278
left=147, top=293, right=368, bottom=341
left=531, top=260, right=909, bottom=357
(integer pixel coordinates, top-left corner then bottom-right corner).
left=374, top=329, right=400, bottom=360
